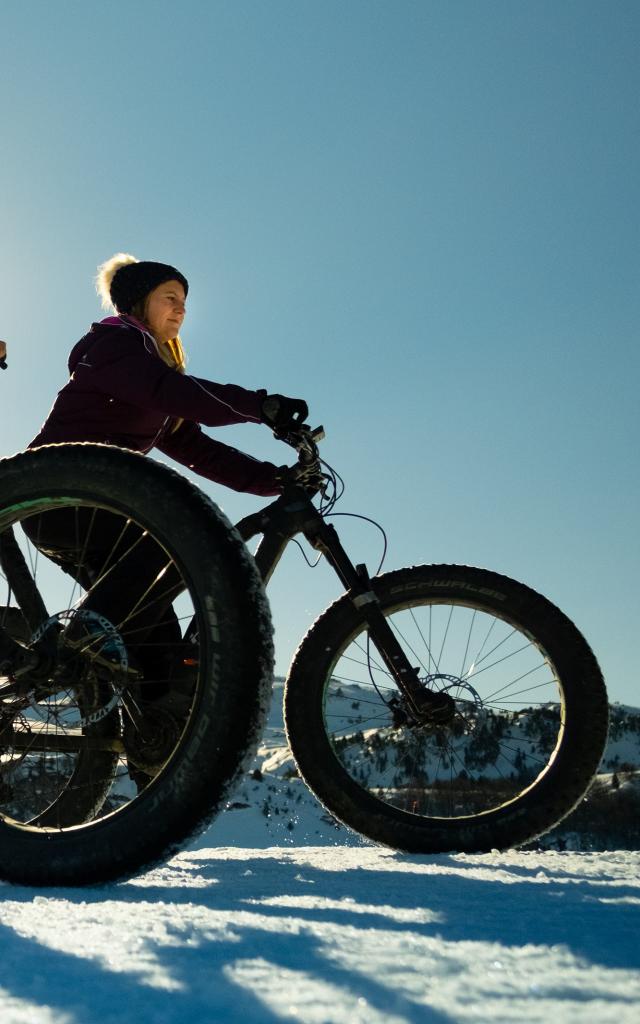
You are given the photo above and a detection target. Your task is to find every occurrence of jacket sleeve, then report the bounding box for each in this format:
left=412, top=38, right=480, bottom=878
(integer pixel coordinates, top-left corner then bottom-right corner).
left=75, top=325, right=267, bottom=427
left=157, top=420, right=281, bottom=497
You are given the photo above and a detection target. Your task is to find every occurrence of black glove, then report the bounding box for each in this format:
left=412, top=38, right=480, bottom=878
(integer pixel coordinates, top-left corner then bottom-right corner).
left=275, top=462, right=325, bottom=495
left=261, top=394, right=309, bottom=432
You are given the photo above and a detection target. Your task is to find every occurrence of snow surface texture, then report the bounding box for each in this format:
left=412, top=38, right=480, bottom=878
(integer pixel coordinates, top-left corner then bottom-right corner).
left=0, top=848, right=638, bottom=1023
left=1, top=682, right=638, bottom=1022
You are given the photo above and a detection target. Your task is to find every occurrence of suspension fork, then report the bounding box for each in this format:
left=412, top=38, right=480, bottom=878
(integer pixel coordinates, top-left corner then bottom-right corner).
left=303, top=517, right=454, bottom=721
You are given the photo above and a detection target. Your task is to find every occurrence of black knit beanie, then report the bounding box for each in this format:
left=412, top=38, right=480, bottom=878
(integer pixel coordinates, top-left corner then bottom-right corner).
left=110, top=261, right=189, bottom=314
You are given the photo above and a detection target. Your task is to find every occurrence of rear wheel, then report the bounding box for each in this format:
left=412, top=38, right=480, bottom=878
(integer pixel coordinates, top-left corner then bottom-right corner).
left=284, top=565, right=608, bottom=852
left=0, top=444, right=273, bottom=884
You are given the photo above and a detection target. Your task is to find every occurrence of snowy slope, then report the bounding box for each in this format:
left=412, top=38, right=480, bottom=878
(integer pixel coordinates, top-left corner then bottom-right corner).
left=199, top=678, right=358, bottom=849
left=202, top=681, right=640, bottom=851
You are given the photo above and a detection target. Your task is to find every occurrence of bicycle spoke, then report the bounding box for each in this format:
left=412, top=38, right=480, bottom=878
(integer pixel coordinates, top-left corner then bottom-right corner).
left=320, top=593, right=563, bottom=822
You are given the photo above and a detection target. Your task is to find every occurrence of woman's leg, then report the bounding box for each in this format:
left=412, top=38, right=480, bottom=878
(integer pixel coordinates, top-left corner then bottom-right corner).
left=21, top=507, right=184, bottom=669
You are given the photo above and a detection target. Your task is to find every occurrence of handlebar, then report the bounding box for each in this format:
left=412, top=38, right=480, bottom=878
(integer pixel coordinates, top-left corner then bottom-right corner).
left=274, top=424, right=326, bottom=494
left=279, top=424, right=324, bottom=463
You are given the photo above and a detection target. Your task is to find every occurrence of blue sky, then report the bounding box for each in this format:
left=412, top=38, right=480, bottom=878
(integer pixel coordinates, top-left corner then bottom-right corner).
left=1, top=0, right=638, bottom=703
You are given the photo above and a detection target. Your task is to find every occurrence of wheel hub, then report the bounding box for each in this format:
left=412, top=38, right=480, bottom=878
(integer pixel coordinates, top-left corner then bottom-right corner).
left=393, top=673, right=484, bottom=732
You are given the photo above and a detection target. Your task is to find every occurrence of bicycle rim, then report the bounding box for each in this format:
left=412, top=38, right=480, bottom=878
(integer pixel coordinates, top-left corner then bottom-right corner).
left=321, top=594, right=566, bottom=820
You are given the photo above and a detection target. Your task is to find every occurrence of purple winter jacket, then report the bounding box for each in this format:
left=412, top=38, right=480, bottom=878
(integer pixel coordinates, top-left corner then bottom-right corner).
left=29, top=316, right=281, bottom=496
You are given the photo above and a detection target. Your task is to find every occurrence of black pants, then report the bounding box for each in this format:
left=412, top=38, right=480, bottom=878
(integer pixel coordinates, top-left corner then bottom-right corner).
left=22, top=507, right=184, bottom=669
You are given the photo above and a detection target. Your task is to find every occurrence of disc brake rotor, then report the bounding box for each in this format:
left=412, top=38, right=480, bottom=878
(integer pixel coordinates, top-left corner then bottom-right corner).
left=30, top=609, right=127, bottom=726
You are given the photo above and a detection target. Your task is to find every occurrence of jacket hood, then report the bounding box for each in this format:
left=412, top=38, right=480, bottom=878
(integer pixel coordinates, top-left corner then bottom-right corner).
left=68, top=330, right=98, bottom=374
left=68, top=316, right=149, bottom=374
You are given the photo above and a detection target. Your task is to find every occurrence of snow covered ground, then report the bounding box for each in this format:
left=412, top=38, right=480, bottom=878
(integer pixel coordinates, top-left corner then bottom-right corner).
left=1, top=681, right=638, bottom=1023
left=0, top=847, right=638, bottom=1023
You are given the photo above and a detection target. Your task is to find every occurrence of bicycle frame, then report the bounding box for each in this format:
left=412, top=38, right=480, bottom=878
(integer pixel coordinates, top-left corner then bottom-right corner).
left=0, top=441, right=453, bottom=723
left=235, top=485, right=453, bottom=720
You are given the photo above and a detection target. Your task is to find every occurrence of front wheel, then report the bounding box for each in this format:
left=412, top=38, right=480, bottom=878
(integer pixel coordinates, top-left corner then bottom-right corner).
left=284, top=565, right=608, bottom=853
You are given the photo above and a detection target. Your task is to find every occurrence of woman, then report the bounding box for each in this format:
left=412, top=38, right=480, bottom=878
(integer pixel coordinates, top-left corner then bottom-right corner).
left=24, top=253, right=308, bottom=682
left=29, top=253, right=307, bottom=490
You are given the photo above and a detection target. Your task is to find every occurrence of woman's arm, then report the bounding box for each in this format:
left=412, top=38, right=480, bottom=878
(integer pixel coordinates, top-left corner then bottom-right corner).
left=157, top=419, right=281, bottom=496
left=78, top=325, right=265, bottom=427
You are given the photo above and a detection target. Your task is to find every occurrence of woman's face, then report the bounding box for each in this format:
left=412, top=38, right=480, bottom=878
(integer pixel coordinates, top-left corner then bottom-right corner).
left=144, top=280, right=186, bottom=342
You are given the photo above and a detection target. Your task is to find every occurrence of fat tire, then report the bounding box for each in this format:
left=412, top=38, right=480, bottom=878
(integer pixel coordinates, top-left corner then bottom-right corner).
left=0, top=444, right=273, bottom=884
left=284, top=565, right=608, bottom=853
